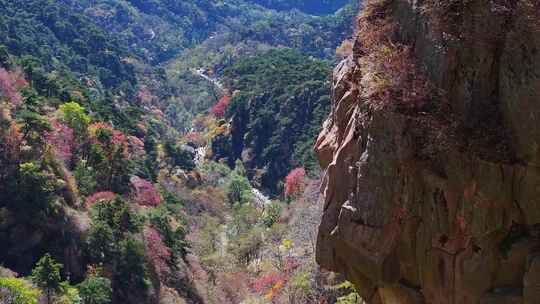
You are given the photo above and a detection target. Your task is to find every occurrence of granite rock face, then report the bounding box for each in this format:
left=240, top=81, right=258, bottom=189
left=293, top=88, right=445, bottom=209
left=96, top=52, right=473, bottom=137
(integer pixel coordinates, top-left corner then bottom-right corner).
left=315, top=0, right=540, bottom=303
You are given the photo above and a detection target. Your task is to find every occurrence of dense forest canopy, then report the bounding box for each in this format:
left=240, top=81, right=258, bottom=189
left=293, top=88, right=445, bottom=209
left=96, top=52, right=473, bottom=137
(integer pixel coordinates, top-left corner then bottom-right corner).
left=212, top=49, right=332, bottom=193
left=247, top=0, right=351, bottom=14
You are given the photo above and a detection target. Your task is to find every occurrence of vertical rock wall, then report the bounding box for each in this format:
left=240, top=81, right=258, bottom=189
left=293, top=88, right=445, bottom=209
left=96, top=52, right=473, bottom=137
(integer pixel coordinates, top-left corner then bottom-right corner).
left=315, top=0, right=540, bottom=303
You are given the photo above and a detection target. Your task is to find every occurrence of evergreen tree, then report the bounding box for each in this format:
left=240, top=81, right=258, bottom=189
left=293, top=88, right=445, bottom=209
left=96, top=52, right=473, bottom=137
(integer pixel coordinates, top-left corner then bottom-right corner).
left=31, top=254, right=63, bottom=304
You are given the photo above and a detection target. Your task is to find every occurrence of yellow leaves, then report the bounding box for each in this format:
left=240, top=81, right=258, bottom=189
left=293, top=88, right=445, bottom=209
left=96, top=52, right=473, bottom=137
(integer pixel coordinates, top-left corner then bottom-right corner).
left=206, top=118, right=230, bottom=140
left=281, top=239, right=293, bottom=250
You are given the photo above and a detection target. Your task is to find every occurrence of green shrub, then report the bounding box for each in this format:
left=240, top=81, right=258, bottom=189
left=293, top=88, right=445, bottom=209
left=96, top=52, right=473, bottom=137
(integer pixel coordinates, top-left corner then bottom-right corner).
left=77, top=275, right=112, bottom=304
left=334, top=281, right=363, bottom=304
left=73, top=161, right=97, bottom=196
left=11, top=162, right=57, bottom=218
left=147, top=206, right=189, bottom=260
left=229, top=226, right=264, bottom=265
left=0, top=277, right=41, bottom=304
left=262, top=201, right=282, bottom=228
left=227, top=173, right=252, bottom=205
left=56, top=284, right=82, bottom=304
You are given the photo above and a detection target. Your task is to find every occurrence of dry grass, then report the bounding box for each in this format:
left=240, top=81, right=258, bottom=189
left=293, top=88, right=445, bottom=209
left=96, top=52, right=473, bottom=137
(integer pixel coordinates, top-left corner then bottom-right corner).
left=421, top=0, right=470, bottom=40
left=355, top=0, right=432, bottom=109
left=335, top=39, right=354, bottom=58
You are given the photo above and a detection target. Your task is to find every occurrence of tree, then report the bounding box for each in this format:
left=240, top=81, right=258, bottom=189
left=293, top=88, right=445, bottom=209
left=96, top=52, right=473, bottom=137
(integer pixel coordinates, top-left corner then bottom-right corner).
left=87, top=123, right=132, bottom=193
left=0, top=45, right=9, bottom=67
left=73, top=161, right=97, bottom=196
left=59, top=102, right=90, bottom=140
left=0, top=67, right=28, bottom=106
left=227, top=172, right=252, bottom=205
left=55, top=284, right=81, bottom=304
left=143, top=227, right=172, bottom=280
left=147, top=206, right=189, bottom=260
left=86, top=220, right=117, bottom=264
left=18, top=110, right=51, bottom=147
left=31, top=254, right=63, bottom=304
left=13, top=162, right=56, bottom=216
left=284, top=168, right=306, bottom=198
left=164, top=141, right=195, bottom=171
left=114, top=238, right=150, bottom=302
left=44, top=121, right=74, bottom=165
left=130, top=176, right=162, bottom=207
left=77, top=275, right=112, bottom=304
left=85, top=191, right=116, bottom=208
left=210, top=94, right=231, bottom=117
left=90, top=197, right=141, bottom=237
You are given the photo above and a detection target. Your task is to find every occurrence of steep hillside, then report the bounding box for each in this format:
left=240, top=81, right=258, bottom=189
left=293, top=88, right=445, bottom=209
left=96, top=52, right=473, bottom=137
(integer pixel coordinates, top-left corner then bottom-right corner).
left=315, top=0, right=540, bottom=303
left=59, top=0, right=358, bottom=63
left=211, top=49, right=332, bottom=195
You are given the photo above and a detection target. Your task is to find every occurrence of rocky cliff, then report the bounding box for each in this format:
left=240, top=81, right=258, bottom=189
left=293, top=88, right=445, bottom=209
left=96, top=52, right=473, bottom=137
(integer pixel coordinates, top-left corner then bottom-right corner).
left=315, top=0, right=540, bottom=303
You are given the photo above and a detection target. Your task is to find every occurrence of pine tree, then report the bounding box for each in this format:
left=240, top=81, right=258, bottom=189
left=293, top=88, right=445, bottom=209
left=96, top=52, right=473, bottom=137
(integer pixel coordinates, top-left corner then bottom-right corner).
left=31, top=254, right=63, bottom=304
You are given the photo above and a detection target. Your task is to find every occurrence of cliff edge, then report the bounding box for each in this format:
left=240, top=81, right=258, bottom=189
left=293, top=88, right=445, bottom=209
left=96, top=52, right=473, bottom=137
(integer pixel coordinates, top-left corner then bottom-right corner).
left=315, top=0, right=540, bottom=303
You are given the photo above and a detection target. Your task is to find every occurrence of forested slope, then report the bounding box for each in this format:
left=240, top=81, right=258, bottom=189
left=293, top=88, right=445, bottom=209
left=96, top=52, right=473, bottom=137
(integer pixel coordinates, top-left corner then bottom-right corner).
left=0, top=0, right=359, bottom=303
left=211, top=49, right=332, bottom=194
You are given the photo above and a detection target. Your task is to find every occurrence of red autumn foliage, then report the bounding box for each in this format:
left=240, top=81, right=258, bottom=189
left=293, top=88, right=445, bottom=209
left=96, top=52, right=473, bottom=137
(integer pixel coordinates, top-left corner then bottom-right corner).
left=285, top=168, right=306, bottom=197
left=85, top=191, right=116, bottom=208
left=89, top=122, right=130, bottom=159
left=0, top=67, right=28, bottom=106
left=89, top=122, right=127, bottom=146
left=44, top=121, right=75, bottom=165
left=130, top=176, right=162, bottom=207
left=210, top=94, right=231, bottom=117
left=251, top=271, right=287, bottom=294
left=144, top=227, right=172, bottom=280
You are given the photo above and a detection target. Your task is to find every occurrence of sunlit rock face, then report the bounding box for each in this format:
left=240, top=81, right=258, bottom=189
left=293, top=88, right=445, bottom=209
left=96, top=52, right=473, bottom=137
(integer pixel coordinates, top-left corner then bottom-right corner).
left=314, top=0, right=540, bottom=303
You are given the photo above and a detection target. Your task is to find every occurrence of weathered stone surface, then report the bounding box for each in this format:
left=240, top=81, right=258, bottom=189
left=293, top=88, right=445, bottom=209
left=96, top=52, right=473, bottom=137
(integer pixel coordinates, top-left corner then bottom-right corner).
left=314, top=0, right=540, bottom=303
left=524, top=255, right=540, bottom=304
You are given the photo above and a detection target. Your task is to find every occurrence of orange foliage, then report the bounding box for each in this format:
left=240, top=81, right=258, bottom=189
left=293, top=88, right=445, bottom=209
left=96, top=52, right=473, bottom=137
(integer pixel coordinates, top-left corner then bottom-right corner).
left=210, top=95, right=231, bottom=117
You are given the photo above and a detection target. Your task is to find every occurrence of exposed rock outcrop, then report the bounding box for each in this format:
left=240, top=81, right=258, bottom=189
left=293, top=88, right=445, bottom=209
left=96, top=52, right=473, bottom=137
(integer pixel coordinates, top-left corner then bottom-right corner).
left=315, top=0, right=540, bottom=303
